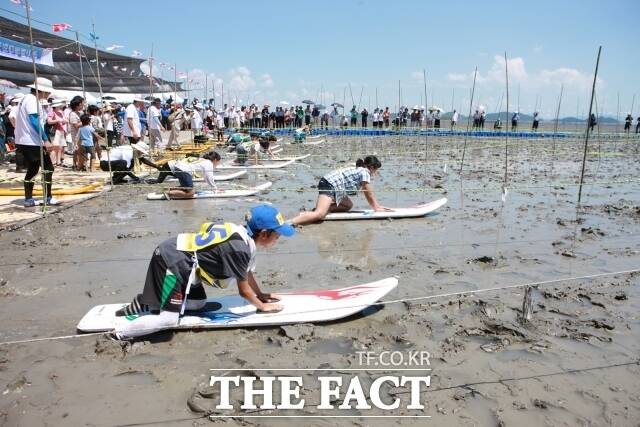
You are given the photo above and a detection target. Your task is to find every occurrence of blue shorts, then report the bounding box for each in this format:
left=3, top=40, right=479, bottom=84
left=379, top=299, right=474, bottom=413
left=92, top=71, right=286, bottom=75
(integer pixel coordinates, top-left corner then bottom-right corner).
left=173, top=169, right=193, bottom=188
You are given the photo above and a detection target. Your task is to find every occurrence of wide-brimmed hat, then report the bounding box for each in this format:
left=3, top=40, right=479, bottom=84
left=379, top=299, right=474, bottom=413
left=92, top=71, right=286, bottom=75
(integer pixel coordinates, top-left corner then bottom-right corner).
left=51, top=100, right=66, bottom=108
left=131, top=141, right=149, bottom=155
left=10, top=93, right=25, bottom=104
left=28, top=77, right=55, bottom=93
left=133, top=96, right=146, bottom=103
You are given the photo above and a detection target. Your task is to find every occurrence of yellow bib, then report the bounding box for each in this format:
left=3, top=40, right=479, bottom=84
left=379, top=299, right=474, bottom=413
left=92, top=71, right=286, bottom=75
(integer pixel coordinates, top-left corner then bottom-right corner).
left=176, top=222, right=234, bottom=252
left=176, top=222, right=236, bottom=288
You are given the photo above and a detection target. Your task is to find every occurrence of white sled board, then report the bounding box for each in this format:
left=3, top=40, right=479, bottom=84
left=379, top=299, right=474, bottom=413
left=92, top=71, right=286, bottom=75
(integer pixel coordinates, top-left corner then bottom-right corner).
left=291, top=139, right=325, bottom=146
left=76, top=277, right=398, bottom=332
left=215, top=159, right=296, bottom=170
left=324, top=197, right=447, bottom=220
left=273, top=154, right=310, bottom=161
left=146, top=182, right=272, bottom=200
left=165, top=170, right=247, bottom=182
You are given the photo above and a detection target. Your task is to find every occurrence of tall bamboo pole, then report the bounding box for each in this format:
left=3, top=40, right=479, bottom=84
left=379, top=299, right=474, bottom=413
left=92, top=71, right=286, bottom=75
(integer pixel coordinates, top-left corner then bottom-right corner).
left=504, top=52, right=510, bottom=185
left=91, top=19, right=112, bottom=186
left=24, top=0, right=48, bottom=211
left=577, top=46, right=602, bottom=205
left=75, top=31, right=86, bottom=100
left=148, top=43, right=154, bottom=99
left=458, top=67, right=477, bottom=173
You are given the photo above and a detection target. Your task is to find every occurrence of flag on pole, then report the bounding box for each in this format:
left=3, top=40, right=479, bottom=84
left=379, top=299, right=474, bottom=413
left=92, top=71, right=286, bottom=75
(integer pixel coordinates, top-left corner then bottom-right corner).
left=52, top=23, right=72, bottom=32
left=89, top=32, right=99, bottom=41
left=9, top=0, right=32, bottom=10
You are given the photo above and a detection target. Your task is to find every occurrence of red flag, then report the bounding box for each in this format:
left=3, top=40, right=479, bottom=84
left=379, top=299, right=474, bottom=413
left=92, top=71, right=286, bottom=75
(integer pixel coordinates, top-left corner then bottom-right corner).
left=52, top=23, right=71, bottom=32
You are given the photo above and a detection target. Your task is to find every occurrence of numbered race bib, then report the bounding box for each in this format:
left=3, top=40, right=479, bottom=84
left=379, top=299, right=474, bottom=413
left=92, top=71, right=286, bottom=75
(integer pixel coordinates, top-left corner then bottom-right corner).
left=176, top=222, right=234, bottom=252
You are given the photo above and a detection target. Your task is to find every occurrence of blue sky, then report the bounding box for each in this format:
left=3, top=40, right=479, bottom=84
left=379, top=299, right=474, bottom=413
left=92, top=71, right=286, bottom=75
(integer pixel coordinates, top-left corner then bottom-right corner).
left=3, top=0, right=639, bottom=118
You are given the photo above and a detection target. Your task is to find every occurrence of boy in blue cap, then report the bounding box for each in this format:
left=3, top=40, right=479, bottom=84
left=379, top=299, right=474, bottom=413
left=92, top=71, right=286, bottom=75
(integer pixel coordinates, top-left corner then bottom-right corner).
left=114, top=204, right=295, bottom=339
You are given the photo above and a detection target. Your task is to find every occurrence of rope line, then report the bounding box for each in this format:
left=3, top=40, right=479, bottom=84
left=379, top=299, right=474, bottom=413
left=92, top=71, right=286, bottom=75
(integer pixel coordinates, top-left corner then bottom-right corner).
left=0, top=268, right=636, bottom=346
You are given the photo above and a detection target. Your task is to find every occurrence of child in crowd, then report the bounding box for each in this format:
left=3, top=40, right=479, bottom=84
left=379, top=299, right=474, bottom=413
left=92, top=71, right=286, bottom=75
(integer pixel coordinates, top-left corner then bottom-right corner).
left=78, top=114, right=104, bottom=172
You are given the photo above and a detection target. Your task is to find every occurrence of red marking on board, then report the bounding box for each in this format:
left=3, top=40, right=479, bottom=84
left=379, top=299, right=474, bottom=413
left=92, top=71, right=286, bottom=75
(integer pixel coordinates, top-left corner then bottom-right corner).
left=290, top=285, right=378, bottom=300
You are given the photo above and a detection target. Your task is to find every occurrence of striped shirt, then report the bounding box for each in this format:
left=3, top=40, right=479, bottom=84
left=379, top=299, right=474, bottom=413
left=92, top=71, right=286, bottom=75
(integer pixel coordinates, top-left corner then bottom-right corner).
left=323, top=167, right=370, bottom=202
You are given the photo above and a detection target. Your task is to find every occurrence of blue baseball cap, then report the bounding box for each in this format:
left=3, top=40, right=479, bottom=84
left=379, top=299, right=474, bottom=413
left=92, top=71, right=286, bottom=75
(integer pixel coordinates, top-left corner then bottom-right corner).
left=245, top=205, right=295, bottom=237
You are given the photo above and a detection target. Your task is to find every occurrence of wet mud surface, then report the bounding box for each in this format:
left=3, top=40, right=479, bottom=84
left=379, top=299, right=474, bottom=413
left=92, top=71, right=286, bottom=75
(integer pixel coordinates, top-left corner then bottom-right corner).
left=0, top=134, right=639, bottom=426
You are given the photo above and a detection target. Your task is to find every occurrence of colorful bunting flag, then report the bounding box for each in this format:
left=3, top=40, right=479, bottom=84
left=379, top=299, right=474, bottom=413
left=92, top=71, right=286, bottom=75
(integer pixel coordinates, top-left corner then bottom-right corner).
left=52, top=23, right=71, bottom=32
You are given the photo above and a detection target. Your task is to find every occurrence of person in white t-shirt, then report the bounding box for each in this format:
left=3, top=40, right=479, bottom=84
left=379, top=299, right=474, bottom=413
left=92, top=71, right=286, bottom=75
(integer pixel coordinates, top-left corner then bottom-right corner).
left=451, top=110, right=459, bottom=130
left=191, top=103, right=203, bottom=136
left=14, top=78, right=57, bottom=207
left=147, top=98, right=163, bottom=152
left=161, top=151, right=221, bottom=199
left=122, top=97, right=144, bottom=143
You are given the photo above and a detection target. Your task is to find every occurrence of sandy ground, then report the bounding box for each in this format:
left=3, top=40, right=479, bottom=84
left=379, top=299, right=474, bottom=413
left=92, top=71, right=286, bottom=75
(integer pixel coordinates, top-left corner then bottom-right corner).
left=0, top=132, right=639, bottom=426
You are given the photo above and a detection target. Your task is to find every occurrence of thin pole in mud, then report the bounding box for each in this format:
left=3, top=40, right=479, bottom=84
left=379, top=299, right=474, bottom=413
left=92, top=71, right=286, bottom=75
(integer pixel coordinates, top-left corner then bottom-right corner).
left=575, top=96, right=580, bottom=133
left=616, top=92, right=620, bottom=135
left=577, top=46, right=602, bottom=205
left=451, top=88, right=455, bottom=113
left=458, top=67, right=477, bottom=175
left=348, top=83, right=355, bottom=109
left=552, top=84, right=564, bottom=172
left=422, top=69, right=429, bottom=162
left=24, top=0, right=48, bottom=212
left=75, top=31, right=87, bottom=101
left=91, top=19, right=113, bottom=188
left=503, top=52, right=510, bottom=186
left=422, top=69, right=429, bottom=202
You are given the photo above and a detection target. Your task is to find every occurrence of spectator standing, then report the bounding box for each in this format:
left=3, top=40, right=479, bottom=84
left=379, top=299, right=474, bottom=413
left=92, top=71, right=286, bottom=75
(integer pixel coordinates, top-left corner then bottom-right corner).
left=14, top=77, right=56, bottom=206
left=122, top=98, right=144, bottom=144
left=68, top=96, right=84, bottom=169
left=511, top=111, right=519, bottom=130
left=532, top=112, right=540, bottom=131
left=46, top=100, right=67, bottom=166
left=383, top=107, right=390, bottom=128
left=361, top=108, right=368, bottom=127
left=350, top=106, right=358, bottom=126
left=147, top=98, right=163, bottom=152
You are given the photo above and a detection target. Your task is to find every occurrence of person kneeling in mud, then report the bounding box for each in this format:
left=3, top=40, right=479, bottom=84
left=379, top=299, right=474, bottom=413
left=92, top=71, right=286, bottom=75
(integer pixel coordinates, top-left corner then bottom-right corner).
left=154, top=150, right=221, bottom=199
left=99, top=141, right=156, bottom=184
left=293, top=125, right=310, bottom=143
left=114, top=204, right=295, bottom=339
left=291, top=155, right=392, bottom=225
left=234, top=134, right=275, bottom=165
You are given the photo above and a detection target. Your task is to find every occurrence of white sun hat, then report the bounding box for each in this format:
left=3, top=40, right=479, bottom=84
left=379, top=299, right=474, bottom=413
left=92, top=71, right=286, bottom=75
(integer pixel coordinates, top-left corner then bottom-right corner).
left=28, top=77, right=55, bottom=93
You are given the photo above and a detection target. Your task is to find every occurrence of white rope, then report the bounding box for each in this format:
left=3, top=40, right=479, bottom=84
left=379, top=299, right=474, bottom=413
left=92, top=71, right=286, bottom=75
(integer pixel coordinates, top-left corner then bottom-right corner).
left=0, top=268, right=637, bottom=346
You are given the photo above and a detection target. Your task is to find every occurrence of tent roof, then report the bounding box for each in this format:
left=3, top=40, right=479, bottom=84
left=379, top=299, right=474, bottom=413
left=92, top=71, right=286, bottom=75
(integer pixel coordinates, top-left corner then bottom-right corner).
left=0, top=16, right=183, bottom=93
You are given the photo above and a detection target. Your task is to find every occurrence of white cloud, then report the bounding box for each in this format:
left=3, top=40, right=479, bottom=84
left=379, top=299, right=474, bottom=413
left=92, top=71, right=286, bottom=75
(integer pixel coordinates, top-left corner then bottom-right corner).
left=411, top=71, right=423, bottom=81
left=447, top=54, right=603, bottom=91
left=260, top=73, right=274, bottom=88
left=228, top=66, right=256, bottom=91
left=447, top=73, right=469, bottom=82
